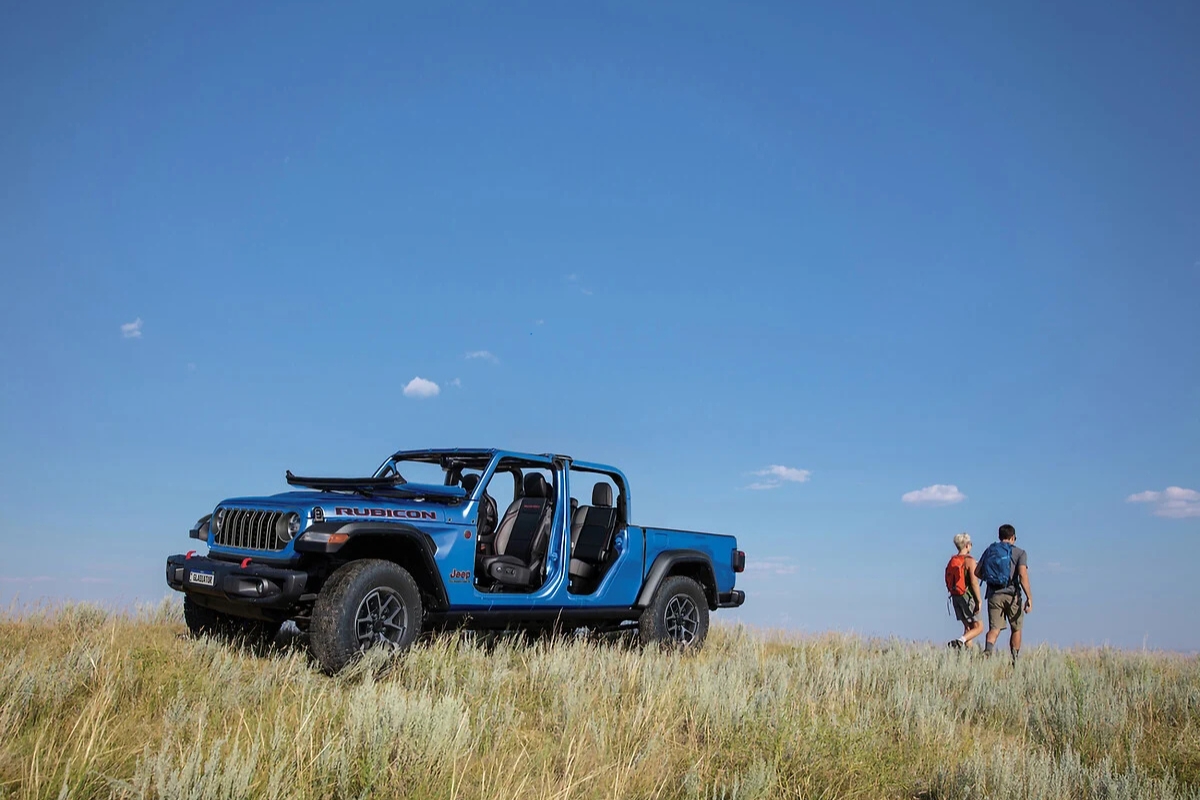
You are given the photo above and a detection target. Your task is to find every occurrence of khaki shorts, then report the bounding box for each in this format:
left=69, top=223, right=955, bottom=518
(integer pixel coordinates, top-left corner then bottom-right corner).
left=987, top=593, right=1024, bottom=632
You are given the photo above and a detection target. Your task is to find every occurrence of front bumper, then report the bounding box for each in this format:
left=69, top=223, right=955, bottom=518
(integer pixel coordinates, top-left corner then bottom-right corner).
left=717, top=590, right=746, bottom=608
left=166, top=554, right=309, bottom=609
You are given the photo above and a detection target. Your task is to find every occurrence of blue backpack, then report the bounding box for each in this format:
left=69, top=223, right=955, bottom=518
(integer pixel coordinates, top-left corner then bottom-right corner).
left=978, top=542, right=1014, bottom=588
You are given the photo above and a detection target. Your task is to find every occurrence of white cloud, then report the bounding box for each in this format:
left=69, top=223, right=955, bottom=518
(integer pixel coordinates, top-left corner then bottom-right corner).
left=901, top=484, right=967, bottom=506
left=759, top=465, right=811, bottom=482
left=448, top=378, right=462, bottom=388
left=120, top=318, right=143, bottom=338
left=745, top=465, right=811, bottom=490
left=465, top=350, right=499, bottom=364
left=535, top=319, right=545, bottom=326
left=743, top=556, right=799, bottom=576
left=581, top=288, right=594, bottom=296
left=402, top=377, right=440, bottom=399
left=1127, top=486, right=1200, bottom=519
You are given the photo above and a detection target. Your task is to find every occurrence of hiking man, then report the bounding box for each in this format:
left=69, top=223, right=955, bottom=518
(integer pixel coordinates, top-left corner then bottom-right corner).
left=945, top=532, right=984, bottom=650
left=975, top=524, right=1032, bottom=664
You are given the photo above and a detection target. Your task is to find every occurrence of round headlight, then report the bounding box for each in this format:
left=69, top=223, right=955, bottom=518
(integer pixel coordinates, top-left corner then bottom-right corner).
left=276, top=512, right=301, bottom=543
left=213, top=507, right=226, bottom=535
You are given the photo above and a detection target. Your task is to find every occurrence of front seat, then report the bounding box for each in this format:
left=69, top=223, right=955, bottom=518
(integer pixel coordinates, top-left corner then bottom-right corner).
left=479, top=472, right=554, bottom=588
left=568, top=483, right=619, bottom=581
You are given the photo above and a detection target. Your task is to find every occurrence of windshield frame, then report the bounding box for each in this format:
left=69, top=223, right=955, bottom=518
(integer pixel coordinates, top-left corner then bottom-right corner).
left=373, top=450, right=499, bottom=486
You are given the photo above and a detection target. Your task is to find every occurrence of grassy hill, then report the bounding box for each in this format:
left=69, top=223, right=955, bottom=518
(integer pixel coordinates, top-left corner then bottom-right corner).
left=1, top=603, right=1197, bottom=799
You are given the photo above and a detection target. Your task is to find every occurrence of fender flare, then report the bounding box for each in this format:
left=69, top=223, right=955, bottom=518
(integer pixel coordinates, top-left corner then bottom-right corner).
left=295, top=521, right=447, bottom=610
left=190, top=514, right=212, bottom=541
left=635, top=549, right=717, bottom=609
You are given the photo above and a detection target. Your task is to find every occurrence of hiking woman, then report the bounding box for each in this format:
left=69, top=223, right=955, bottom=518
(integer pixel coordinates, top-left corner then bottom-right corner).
left=946, top=532, right=984, bottom=649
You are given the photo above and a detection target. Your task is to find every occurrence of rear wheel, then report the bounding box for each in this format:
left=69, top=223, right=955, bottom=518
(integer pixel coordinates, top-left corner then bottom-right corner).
left=638, top=575, right=710, bottom=650
left=309, top=559, right=423, bottom=674
left=183, top=597, right=280, bottom=649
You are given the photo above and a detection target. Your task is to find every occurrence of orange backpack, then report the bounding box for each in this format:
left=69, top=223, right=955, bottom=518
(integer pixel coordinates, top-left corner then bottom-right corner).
left=945, top=554, right=968, bottom=597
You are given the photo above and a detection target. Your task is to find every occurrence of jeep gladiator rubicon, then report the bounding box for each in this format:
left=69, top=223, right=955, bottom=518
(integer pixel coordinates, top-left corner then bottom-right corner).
left=167, top=448, right=746, bottom=672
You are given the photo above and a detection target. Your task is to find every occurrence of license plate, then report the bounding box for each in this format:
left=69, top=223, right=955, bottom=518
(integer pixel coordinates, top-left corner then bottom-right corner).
left=189, top=570, right=215, bottom=587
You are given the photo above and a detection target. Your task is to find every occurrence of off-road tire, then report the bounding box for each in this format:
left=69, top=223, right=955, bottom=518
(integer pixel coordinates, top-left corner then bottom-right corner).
left=309, top=559, right=423, bottom=674
left=638, top=575, right=710, bottom=650
left=183, top=597, right=280, bottom=649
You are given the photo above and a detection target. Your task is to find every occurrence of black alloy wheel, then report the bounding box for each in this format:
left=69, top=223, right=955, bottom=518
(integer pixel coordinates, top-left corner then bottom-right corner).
left=354, top=587, right=409, bottom=650
left=638, top=575, right=710, bottom=650
left=310, top=559, right=423, bottom=673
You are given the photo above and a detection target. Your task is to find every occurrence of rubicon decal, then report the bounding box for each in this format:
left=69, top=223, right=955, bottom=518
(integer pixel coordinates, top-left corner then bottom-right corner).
left=332, top=507, right=439, bottom=520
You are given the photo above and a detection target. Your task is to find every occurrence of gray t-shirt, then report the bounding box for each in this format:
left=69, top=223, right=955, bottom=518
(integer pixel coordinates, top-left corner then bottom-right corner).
left=985, top=545, right=1027, bottom=598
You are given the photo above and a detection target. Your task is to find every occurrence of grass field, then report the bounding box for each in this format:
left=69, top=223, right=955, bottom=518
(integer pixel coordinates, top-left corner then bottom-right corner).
left=1, top=602, right=1198, bottom=799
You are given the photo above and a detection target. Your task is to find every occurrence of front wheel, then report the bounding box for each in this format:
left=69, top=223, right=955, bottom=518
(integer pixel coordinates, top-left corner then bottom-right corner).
left=638, top=575, right=710, bottom=650
left=309, top=560, right=424, bottom=674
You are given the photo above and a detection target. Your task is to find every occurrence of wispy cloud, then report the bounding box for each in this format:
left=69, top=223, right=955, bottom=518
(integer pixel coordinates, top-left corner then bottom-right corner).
left=120, top=318, right=143, bottom=339
left=465, top=350, right=499, bottom=364
left=564, top=274, right=593, bottom=295
left=743, top=556, right=800, bottom=576
left=746, top=465, right=811, bottom=490
left=0, top=575, right=53, bottom=584
left=901, top=484, right=966, bottom=506
left=448, top=378, right=462, bottom=388
left=535, top=319, right=545, bottom=326
left=402, top=377, right=440, bottom=399
left=1127, top=486, right=1200, bottom=519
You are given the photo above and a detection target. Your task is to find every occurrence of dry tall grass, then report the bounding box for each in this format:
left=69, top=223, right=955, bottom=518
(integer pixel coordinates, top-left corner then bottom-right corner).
left=1, top=602, right=1197, bottom=799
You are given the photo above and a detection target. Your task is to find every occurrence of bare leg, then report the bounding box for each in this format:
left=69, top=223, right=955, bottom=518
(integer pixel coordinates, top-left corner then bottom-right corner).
left=1010, top=628, right=1022, bottom=652
left=964, top=619, right=984, bottom=645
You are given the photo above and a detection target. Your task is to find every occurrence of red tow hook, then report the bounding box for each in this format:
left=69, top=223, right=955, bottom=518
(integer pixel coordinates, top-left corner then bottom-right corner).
left=240, top=557, right=252, bottom=569
left=185, top=550, right=196, bottom=560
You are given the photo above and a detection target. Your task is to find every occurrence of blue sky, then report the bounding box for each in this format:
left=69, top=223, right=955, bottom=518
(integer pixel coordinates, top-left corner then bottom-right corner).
left=2, top=2, right=1197, bottom=650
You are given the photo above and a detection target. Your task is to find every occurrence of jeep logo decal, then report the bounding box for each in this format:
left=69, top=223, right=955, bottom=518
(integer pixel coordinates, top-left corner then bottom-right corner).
left=448, top=568, right=471, bottom=583
left=333, top=507, right=439, bottom=520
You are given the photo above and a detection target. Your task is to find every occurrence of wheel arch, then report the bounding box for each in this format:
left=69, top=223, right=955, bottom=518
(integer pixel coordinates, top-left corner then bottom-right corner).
left=305, top=523, right=448, bottom=611
left=636, top=550, right=718, bottom=610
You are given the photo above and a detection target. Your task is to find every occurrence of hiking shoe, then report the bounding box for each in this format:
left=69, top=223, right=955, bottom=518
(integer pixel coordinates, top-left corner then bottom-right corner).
left=947, top=639, right=964, bottom=650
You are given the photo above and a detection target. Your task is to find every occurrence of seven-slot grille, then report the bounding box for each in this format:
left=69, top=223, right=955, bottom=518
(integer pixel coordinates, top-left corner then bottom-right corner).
left=216, top=508, right=285, bottom=551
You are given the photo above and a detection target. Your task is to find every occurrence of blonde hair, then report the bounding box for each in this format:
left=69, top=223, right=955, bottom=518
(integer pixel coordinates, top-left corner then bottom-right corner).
left=953, top=532, right=972, bottom=552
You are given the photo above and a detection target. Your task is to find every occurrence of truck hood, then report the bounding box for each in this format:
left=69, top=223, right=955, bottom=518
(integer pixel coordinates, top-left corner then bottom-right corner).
left=218, top=483, right=467, bottom=521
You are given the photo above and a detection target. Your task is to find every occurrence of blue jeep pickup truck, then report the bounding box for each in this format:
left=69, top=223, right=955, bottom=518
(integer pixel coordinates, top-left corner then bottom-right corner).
left=166, top=448, right=746, bottom=672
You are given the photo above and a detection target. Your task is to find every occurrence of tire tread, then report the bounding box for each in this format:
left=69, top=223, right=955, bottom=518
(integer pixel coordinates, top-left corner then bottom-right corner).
left=637, top=575, right=710, bottom=649
left=309, top=559, right=423, bottom=673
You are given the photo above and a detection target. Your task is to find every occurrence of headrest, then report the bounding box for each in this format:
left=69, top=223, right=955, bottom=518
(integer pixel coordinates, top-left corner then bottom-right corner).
left=523, top=472, right=550, bottom=499
left=461, top=474, right=480, bottom=493
left=592, top=483, right=613, bottom=507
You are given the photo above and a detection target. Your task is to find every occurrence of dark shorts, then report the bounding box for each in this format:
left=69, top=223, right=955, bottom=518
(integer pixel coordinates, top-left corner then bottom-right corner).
left=987, top=592, right=1024, bottom=632
left=952, top=594, right=979, bottom=625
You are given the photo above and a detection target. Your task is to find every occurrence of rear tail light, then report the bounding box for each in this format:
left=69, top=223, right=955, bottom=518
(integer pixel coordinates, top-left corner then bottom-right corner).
left=733, top=549, right=745, bottom=573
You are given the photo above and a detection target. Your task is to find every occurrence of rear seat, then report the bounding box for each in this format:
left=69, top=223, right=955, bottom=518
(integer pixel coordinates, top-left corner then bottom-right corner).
left=568, top=483, right=619, bottom=580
